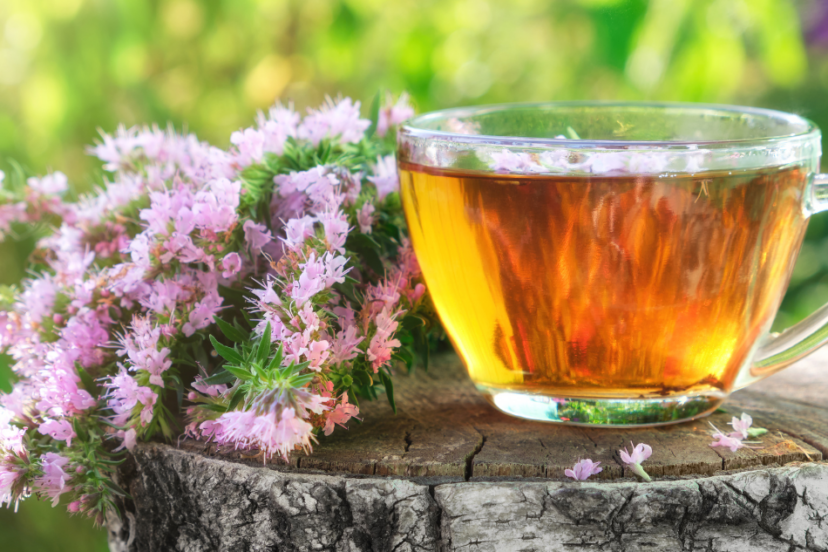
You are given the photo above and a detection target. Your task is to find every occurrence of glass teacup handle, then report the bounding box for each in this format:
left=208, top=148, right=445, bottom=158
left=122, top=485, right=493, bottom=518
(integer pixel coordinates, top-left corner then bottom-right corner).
left=746, top=172, right=828, bottom=386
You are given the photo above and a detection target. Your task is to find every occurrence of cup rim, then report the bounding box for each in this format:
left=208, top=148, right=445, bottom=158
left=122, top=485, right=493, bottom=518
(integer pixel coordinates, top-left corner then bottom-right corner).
left=400, top=101, right=820, bottom=149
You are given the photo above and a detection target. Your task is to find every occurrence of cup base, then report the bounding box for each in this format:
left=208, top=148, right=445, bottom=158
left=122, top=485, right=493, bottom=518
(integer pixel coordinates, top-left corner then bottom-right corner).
left=477, top=385, right=725, bottom=427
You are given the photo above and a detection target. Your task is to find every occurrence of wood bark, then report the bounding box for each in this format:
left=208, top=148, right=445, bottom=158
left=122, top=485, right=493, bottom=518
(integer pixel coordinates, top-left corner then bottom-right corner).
left=109, top=347, right=828, bottom=551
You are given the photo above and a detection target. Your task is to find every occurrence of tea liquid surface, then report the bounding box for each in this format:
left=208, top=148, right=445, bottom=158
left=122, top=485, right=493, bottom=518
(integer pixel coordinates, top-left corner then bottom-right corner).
left=400, top=162, right=808, bottom=399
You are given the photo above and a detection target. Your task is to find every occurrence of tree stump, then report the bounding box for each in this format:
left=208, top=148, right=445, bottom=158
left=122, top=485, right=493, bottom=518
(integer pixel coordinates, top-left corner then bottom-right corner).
left=108, top=348, right=828, bottom=552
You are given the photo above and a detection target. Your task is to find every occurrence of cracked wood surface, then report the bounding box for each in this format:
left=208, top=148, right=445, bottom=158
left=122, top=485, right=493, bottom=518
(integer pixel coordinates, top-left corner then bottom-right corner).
left=179, top=348, right=828, bottom=479
left=109, top=347, right=828, bottom=551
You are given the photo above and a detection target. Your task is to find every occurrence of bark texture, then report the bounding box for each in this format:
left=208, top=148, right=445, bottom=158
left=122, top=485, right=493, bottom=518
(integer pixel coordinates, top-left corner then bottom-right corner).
left=109, top=444, right=440, bottom=552
left=108, top=348, right=828, bottom=551
left=109, top=445, right=828, bottom=552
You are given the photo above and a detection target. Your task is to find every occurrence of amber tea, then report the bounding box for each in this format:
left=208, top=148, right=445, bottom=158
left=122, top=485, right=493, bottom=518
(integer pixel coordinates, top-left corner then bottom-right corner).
left=401, top=163, right=808, bottom=401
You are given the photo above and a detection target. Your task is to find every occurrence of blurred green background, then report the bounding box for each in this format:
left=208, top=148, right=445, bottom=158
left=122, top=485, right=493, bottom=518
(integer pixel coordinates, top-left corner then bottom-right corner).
left=2, top=0, right=828, bottom=549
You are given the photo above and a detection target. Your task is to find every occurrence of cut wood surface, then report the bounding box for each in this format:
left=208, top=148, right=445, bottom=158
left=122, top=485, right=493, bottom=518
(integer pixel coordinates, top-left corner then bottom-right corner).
left=178, top=348, right=828, bottom=480
left=109, top=347, right=828, bottom=551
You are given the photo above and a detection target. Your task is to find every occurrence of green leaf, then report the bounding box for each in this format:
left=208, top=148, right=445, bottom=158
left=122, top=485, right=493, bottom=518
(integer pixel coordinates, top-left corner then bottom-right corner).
left=98, top=457, right=127, bottom=466
left=72, top=417, right=90, bottom=443
left=256, top=322, right=272, bottom=364
left=215, top=317, right=247, bottom=343
left=290, top=373, right=316, bottom=387
left=747, top=427, right=768, bottom=438
left=202, top=370, right=238, bottom=385
left=347, top=388, right=360, bottom=407
left=281, top=360, right=310, bottom=378
left=267, top=343, right=285, bottom=371
left=175, top=378, right=184, bottom=409
left=392, top=349, right=414, bottom=373
left=352, top=368, right=373, bottom=388
left=227, top=387, right=246, bottom=411
left=209, top=335, right=244, bottom=364
left=401, top=314, right=426, bottom=332
left=223, top=365, right=253, bottom=381
left=366, top=89, right=382, bottom=138
left=411, top=326, right=429, bottom=371
left=76, top=364, right=100, bottom=399
left=348, top=233, right=385, bottom=275
left=218, top=285, right=250, bottom=307
left=334, top=281, right=361, bottom=306
left=379, top=371, right=396, bottom=414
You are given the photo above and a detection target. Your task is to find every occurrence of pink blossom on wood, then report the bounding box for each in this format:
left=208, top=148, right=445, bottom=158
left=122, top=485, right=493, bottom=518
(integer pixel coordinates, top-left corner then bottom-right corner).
left=619, top=441, right=652, bottom=482
left=728, top=413, right=753, bottom=440
left=565, top=459, right=603, bottom=481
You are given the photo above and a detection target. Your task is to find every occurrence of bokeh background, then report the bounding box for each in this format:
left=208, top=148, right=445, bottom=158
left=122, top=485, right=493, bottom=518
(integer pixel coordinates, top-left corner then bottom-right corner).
left=2, top=0, right=828, bottom=549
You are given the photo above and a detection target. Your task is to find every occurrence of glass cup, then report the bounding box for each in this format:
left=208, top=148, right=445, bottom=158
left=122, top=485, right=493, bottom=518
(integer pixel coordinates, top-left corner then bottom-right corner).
left=397, top=102, right=828, bottom=426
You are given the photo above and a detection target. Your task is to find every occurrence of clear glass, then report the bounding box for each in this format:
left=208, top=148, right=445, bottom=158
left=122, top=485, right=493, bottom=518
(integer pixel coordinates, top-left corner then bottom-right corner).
left=398, top=102, right=828, bottom=427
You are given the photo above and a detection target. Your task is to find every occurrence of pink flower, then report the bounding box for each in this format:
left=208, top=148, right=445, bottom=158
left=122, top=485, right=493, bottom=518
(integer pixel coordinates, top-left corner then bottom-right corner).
left=275, top=167, right=336, bottom=199
left=192, top=376, right=228, bottom=398
left=19, top=274, right=57, bottom=325
left=298, top=97, right=371, bottom=146
left=377, top=93, right=414, bottom=138
left=0, top=408, right=26, bottom=454
left=114, top=428, right=137, bottom=452
left=257, top=103, right=299, bottom=155
left=710, top=432, right=748, bottom=453
left=708, top=421, right=760, bottom=453
left=118, top=322, right=174, bottom=386
left=330, top=325, right=364, bottom=365
left=36, top=354, right=97, bottom=416
left=619, top=442, right=652, bottom=482
left=184, top=294, right=223, bottom=337
left=1, top=460, right=24, bottom=510
left=282, top=215, right=316, bottom=250
left=243, top=220, right=272, bottom=253
left=201, top=407, right=318, bottom=462
left=192, top=178, right=240, bottom=233
left=322, top=252, right=350, bottom=287
left=324, top=395, right=360, bottom=436
left=37, top=419, right=77, bottom=446
left=221, top=252, right=242, bottom=279
left=305, top=340, right=330, bottom=371
left=291, top=253, right=327, bottom=306
left=36, top=453, right=72, bottom=506
left=565, top=459, right=603, bottom=481
left=28, top=172, right=69, bottom=196
left=252, top=275, right=283, bottom=307
left=357, top=202, right=375, bottom=234
left=60, top=308, right=109, bottom=368
left=367, top=156, right=399, bottom=201
left=367, top=308, right=402, bottom=371
left=0, top=202, right=28, bottom=239
left=366, top=277, right=402, bottom=312
left=728, top=413, right=752, bottom=440
left=104, top=370, right=157, bottom=427
left=407, top=283, right=426, bottom=304
left=319, top=210, right=350, bottom=254
left=230, top=128, right=265, bottom=167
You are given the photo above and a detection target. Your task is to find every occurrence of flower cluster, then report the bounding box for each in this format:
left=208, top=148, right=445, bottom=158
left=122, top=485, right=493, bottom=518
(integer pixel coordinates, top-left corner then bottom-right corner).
left=0, top=93, right=435, bottom=523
